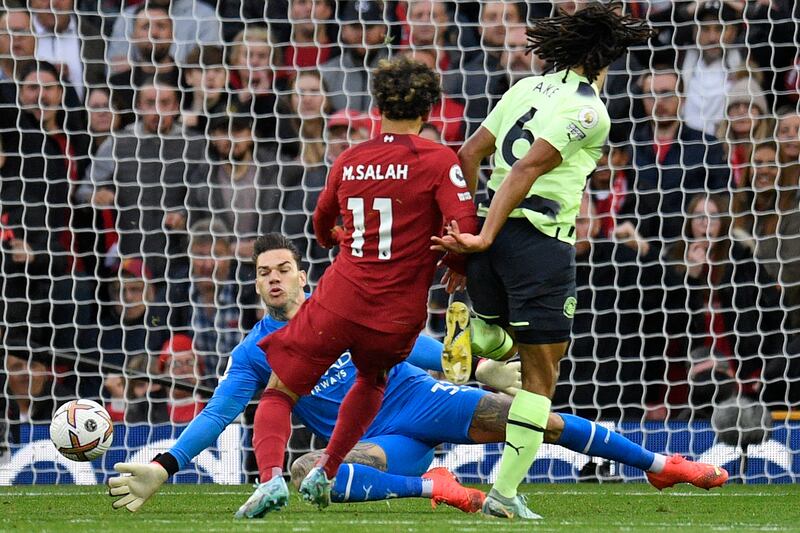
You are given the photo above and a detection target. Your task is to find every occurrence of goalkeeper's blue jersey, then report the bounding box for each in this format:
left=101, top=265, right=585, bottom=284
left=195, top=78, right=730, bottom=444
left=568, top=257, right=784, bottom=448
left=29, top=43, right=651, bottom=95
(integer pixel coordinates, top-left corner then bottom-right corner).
left=239, top=315, right=436, bottom=438
left=167, top=311, right=443, bottom=469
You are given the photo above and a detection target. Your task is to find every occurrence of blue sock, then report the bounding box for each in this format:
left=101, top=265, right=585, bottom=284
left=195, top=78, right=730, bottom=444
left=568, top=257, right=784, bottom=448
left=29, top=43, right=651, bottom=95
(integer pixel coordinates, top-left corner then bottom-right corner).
left=556, top=413, right=656, bottom=472
left=331, top=464, right=433, bottom=502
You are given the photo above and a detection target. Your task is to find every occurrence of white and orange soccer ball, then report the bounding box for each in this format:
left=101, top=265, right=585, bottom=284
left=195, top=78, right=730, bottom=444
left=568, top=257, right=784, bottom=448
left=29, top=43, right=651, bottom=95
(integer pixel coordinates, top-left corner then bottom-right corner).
left=50, top=399, right=114, bottom=461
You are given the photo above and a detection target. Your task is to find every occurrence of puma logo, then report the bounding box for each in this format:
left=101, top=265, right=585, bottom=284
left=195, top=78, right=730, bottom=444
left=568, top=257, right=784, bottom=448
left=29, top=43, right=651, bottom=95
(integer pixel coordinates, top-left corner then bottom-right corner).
left=505, top=441, right=525, bottom=455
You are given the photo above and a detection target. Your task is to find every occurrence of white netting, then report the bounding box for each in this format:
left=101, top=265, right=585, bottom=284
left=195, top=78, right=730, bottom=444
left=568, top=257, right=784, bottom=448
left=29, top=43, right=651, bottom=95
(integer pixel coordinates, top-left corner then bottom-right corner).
left=1, top=0, right=799, bottom=485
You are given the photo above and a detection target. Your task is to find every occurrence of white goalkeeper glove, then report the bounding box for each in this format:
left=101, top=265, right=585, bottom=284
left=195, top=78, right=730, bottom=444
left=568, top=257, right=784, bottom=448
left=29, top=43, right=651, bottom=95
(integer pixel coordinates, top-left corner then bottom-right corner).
left=475, top=359, right=521, bottom=396
left=108, top=462, right=168, bottom=512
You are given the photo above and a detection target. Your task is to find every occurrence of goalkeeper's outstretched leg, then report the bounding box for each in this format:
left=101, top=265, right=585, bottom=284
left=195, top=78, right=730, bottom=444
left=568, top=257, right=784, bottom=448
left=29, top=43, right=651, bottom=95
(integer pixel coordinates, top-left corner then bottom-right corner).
left=288, top=391, right=728, bottom=513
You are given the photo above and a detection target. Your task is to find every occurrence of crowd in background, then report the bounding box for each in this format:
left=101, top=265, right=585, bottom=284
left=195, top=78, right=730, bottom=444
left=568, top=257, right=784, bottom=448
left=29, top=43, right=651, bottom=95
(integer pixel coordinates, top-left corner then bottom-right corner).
left=1, top=0, right=799, bottom=443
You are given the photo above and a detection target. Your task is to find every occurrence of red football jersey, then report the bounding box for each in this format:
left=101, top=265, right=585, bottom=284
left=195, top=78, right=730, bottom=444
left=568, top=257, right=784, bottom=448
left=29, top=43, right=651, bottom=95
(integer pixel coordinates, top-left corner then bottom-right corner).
left=313, top=133, right=478, bottom=333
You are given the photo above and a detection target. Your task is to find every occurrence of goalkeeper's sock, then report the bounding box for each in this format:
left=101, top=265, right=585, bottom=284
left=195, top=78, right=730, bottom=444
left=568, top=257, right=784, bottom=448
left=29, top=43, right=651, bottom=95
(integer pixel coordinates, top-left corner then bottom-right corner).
left=556, top=413, right=666, bottom=473
left=331, top=464, right=431, bottom=502
left=470, top=317, right=513, bottom=361
left=253, top=388, right=295, bottom=482
left=319, top=374, right=385, bottom=479
left=492, top=390, right=550, bottom=499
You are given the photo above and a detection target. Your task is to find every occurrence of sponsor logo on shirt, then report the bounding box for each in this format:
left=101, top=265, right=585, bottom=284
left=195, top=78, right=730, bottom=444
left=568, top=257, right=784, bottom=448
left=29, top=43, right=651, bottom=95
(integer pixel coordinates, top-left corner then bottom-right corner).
left=457, top=192, right=472, bottom=201
left=566, top=123, right=586, bottom=141
left=449, top=164, right=467, bottom=188
left=311, top=353, right=352, bottom=396
left=343, top=164, right=408, bottom=181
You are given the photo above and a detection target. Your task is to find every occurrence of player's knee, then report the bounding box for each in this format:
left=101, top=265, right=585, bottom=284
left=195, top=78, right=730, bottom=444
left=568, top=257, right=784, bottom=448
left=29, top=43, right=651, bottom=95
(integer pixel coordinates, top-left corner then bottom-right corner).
left=544, top=412, right=565, bottom=444
left=289, top=454, right=316, bottom=489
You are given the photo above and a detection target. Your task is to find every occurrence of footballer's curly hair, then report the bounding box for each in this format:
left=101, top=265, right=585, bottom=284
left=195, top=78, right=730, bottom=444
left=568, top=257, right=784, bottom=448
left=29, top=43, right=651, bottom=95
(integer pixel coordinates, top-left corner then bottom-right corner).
left=371, top=56, right=441, bottom=121
left=526, top=2, right=654, bottom=83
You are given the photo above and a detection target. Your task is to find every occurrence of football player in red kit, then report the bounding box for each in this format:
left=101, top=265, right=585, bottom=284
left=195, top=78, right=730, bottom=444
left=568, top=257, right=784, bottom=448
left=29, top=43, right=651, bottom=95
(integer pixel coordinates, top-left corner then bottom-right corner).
left=239, top=56, right=478, bottom=516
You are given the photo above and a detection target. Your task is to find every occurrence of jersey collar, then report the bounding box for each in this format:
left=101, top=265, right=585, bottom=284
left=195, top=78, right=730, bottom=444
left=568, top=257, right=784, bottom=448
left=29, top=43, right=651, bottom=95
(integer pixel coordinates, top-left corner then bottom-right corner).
left=556, top=69, right=599, bottom=95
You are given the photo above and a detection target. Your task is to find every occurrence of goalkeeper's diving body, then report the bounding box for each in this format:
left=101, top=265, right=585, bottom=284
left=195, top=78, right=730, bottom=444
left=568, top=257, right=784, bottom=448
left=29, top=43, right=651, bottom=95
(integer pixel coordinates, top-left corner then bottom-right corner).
left=108, top=234, right=727, bottom=516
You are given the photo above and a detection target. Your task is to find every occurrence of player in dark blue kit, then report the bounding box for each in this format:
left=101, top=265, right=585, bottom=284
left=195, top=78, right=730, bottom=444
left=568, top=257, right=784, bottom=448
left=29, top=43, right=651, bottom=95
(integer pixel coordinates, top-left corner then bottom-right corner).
left=108, top=234, right=726, bottom=515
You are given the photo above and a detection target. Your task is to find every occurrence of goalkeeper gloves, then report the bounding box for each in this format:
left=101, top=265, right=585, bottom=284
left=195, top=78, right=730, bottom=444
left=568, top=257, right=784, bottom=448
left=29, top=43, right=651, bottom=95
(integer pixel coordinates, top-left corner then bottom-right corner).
left=108, top=461, right=169, bottom=512
left=475, top=358, right=521, bottom=396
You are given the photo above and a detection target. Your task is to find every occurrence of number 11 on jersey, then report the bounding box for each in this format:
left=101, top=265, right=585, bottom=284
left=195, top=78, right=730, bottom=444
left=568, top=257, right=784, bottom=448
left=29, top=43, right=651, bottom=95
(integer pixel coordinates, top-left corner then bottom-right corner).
left=347, top=197, right=393, bottom=260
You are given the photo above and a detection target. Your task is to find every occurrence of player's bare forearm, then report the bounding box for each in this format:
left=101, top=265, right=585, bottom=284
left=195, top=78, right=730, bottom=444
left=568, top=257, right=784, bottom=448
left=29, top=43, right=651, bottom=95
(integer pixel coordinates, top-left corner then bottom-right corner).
left=478, top=138, right=562, bottom=245
left=289, top=442, right=387, bottom=488
left=458, top=127, right=496, bottom=194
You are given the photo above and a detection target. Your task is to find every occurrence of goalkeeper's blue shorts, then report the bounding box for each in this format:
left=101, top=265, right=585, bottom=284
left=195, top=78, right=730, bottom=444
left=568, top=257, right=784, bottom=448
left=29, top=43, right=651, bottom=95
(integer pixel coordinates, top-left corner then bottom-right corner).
left=362, top=378, right=488, bottom=476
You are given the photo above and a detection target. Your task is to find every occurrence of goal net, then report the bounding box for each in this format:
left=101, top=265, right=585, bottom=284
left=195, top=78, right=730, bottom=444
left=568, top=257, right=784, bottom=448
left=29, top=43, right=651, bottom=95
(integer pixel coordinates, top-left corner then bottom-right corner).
left=1, top=0, right=799, bottom=485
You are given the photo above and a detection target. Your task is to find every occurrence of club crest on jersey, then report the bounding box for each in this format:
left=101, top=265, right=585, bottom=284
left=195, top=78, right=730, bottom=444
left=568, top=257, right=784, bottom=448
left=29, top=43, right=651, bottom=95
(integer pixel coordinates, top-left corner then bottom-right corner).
left=449, top=164, right=467, bottom=188
left=578, top=107, right=598, bottom=129
left=563, top=296, right=577, bottom=318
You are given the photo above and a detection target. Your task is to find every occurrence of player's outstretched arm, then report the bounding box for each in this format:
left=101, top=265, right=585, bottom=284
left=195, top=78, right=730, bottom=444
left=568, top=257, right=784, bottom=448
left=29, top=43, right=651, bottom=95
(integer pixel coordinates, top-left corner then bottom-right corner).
left=458, top=126, right=497, bottom=195
left=479, top=138, right=561, bottom=244
left=108, top=462, right=168, bottom=512
left=108, top=354, right=260, bottom=512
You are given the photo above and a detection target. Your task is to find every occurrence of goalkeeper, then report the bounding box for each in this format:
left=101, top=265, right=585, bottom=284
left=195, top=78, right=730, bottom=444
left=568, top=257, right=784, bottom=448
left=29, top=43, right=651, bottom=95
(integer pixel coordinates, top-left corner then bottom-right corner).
left=108, top=234, right=727, bottom=516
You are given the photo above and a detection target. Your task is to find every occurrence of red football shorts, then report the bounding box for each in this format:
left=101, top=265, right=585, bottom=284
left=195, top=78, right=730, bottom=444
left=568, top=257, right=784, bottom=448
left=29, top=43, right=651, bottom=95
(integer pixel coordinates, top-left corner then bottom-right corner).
left=258, top=296, right=419, bottom=396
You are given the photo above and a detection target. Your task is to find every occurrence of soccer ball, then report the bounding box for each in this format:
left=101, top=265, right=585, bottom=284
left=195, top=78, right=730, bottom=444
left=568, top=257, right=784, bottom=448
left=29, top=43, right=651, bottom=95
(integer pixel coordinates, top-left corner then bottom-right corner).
left=50, top=399, right=114, bottom=461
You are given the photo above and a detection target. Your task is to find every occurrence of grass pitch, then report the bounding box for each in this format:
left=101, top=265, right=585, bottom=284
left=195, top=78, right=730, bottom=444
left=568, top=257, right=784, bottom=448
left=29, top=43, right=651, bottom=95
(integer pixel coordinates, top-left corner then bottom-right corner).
left=1, top=483, right=797, bottom=532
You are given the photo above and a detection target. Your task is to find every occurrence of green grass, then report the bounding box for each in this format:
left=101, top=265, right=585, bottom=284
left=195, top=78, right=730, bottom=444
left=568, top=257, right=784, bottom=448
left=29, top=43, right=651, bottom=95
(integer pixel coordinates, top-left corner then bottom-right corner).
left=1, top=483, right=798, bottom=533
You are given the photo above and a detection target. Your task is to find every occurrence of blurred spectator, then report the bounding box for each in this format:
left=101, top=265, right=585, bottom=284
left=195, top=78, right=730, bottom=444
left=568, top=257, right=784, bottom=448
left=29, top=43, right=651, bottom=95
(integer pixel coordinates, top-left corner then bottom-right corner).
left=556, top=193, right=677, bottom=420
left=217, top=0, right=273, bottom=42
left=743, top=0, right=798, bottom=109
left=664, top=194, right=784, bottom=412
left=680, top=1, right=756, bottom=136
left=776, top=106, right=800, bottom=187
left=16, top=60, right=92, bottom=264
left=733, top=141, right=800, bottom=329
left=181, top=45, right=232, bottom=134
left=0, top=61, right=89, bottom=349
left=277, top=0, right=336, bottom=80
left=283, top=70, right=329, bottom=165
left=274, top=73, right=335, bottom=282
left=78, top=259, right=171, bottom=411
left=0, top=8, right=36, bottom=81
left=587, top=145, right=633, bottom=239
left=325, top=108, right=372, bottom=164
left=124, top=351, right=167, bottom=424
left=419, top=121, right=441, bottom=143
left=156, top=334, right=206, bottom=423
left=630, top=70, right=728, bottom=244
left=405, top=0, right=462, bottom=99
left=86, top=86, right=117, bottom=153
left=397, top=48, right=464, bottom=146
left=107, top=2, right=180, bottom=129
left=229, top=24, right=278, bottom=142
left=461, top=14, right=540, bottom=135
left=2, top=342, right=72, bottom=441
left=320, top=0, right=388, bottom=112
left=29, top=0, right=105, bottom=102
left=106, top=0, right=221, bottom=72
left=102, top=373, right=126, bottom=421
left=716, top=77, right=771, bottom=188
left=181, top=220, right=258, bottom=379
left=82, top=86, right=119, bottom=276
left=189, top=115, right=285, bottom=261
left=78, top=81, right=207, bottom=280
